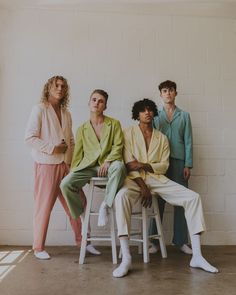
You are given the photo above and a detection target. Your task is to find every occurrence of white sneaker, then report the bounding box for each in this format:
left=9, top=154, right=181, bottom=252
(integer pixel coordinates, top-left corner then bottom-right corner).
left=148, top=244, right=159, bottom=254
left=34, top=250, right=50, bottom=260
left=179, top=244, right=193, bottom=255
left=86, top=244, right=101, bottom=255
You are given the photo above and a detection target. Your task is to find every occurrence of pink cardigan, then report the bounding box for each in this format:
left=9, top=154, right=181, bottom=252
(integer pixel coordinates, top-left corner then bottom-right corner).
left=25, top=103, right=74, bottom=164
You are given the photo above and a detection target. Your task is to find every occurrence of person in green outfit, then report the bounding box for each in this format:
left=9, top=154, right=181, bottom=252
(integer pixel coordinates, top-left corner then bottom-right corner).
left=149, top=80, right=193, bottom=255
left=60, top=89, right=126, bottom=254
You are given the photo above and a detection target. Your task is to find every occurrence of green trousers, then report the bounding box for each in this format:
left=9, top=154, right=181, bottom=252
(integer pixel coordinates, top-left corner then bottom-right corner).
left=60, top=161, right=126, bottom=219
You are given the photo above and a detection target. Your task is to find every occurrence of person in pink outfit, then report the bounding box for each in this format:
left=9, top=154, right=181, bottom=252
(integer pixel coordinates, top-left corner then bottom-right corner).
left=25, top=76, right=98, bottom=260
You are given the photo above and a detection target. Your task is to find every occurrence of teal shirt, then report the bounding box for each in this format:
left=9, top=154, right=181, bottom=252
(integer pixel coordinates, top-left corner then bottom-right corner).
left=153, top=106, right=193, bottom=168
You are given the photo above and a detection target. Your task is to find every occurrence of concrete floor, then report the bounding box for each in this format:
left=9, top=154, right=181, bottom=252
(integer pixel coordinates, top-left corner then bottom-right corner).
left=0, top=245, right=235, bottom=295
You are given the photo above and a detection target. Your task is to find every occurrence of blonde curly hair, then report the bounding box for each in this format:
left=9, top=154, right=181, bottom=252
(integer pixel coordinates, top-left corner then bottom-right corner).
left=41, top=75, right=70, bottom=109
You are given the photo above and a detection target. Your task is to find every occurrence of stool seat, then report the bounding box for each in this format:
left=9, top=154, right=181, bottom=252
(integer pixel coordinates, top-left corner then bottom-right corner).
left=79, top=177, right=117, bottom=264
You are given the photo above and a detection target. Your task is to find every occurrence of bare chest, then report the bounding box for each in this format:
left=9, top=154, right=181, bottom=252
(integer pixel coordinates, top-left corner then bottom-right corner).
left=92, top=123, right=104, bottom=141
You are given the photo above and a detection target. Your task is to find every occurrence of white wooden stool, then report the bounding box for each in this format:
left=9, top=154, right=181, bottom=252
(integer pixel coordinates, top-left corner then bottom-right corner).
left=129, top=195, right=167, bottom=263
left=79, top=177, right=117, bottom=265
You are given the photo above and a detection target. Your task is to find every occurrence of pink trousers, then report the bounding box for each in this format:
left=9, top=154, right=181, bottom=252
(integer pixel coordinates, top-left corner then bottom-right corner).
left=33, top=162, right=85, bottom=252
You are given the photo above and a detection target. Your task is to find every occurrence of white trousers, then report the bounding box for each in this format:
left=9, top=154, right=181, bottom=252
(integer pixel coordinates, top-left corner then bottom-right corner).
left=115, top=176, right=206, bottom=237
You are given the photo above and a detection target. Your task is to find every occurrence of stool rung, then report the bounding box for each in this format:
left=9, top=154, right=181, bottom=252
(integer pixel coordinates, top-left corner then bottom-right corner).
left=88, top=237, right=112, bottom=241
left=131, top=216, right=143, bottom=220
left=130, top=231, right=142, bottom=236
left=132, top=212, right=142, bottom=215
left=130, top=238, right=143, bottom=243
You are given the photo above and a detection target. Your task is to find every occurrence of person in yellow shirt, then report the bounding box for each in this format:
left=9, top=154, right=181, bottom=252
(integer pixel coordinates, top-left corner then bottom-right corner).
left=113, top=98, right=218, bottom=278
left=60, top=89, right=126, bottom=244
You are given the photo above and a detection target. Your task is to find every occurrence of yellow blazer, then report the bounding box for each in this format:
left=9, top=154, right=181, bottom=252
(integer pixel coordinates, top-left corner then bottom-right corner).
left=123, top=125, right=170, bottom=183
left=71, top=116, right=124, bottom=171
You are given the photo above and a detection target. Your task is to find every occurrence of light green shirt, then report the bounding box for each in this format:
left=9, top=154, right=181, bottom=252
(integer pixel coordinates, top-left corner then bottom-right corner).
left=71, top=116, right=124, bottom=171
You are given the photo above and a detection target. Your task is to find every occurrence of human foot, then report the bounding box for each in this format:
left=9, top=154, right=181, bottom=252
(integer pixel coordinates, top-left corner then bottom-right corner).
left=86, top=244, right=101, bottom=255
left=97, top=202, right=108, bottom=227
left=113, top=258, right=132, bottom=278
left=179, top=244, right=192, bottom=255
left=190, top=256, right=218, bottom=273
left=34, top=250, right=50, bottom=260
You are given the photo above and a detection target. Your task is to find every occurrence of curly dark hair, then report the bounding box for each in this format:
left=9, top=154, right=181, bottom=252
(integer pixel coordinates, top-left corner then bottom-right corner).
left=132, top=98, right=158, bottom=120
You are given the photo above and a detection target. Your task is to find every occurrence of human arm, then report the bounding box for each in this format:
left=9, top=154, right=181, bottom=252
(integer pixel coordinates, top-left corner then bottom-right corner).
left=184, top=112, right=193, bottom=169
left=126, top=160, right=154, bottom=173
left=148, top=135, right=170, bottom=175
left=68, top=112, right=75, bottom=156
left=25, top=105, right=58, bottom=154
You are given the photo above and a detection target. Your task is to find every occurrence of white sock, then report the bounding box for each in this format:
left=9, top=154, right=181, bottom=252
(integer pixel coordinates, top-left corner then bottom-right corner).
left=97, top=201, right=109, bottom=227
left=86, top=244, right=101, bottom=255
left=113, top=237, right=132, bottom=278
left=179, top=244, right=192, bottom=255
left=190, top=234, right=218, bottom=273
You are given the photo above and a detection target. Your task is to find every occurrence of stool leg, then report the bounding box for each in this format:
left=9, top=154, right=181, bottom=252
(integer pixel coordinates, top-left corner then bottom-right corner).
left=79, top=181, right=94, bottom=264
left=153, top=198, right=167, bottom=258
left=142, top=206, right=150, bottom=263
left=109, top=207, right=117, bottom=264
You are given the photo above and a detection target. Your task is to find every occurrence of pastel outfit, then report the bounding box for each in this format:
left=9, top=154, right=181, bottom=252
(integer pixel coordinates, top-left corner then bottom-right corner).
left=25, top=103, right=83, bottom=251
left=60, top=116, right=126, bottom=219
left=149, top=106, right=193, bottom=246
left=115, top=125, right=205, bottom=238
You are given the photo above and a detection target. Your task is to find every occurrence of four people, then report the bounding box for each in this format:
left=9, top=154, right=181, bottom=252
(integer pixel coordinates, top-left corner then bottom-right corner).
left=25, top=77, right=218, bottom=276
left=149, top=80, right=193, bottom=255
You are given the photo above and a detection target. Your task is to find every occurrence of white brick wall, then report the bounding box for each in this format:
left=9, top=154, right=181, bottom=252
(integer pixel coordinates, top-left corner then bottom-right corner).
left=0, top=3, right=236, bottom=246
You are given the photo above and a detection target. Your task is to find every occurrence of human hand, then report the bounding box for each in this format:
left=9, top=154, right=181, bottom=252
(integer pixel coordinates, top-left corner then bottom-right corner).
left=53, top=139, right=68, bottom=154
left=183, top=167, right=191, bottom=180
left=140, top=186, right=152, bottom=208
left=97, top=161, right=111, bottom=177
left=126, top=160, right=142, bottom=171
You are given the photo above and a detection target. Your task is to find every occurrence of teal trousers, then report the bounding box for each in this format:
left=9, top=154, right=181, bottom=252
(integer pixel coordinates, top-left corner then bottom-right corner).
left=60, top=161, right=126, bottom=219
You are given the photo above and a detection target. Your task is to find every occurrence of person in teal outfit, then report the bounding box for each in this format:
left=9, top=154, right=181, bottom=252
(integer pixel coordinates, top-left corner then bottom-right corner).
left=149, top=80, right=193, bottom=255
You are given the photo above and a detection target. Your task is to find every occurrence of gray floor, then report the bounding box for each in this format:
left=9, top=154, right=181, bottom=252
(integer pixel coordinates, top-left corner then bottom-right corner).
left=0, top=245, right=235, bottom=295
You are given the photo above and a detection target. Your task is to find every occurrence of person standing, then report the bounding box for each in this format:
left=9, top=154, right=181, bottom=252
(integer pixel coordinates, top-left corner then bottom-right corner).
left=25, top=76, right=84, bottom=259
left=149, top=80, right=193, bottom=254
